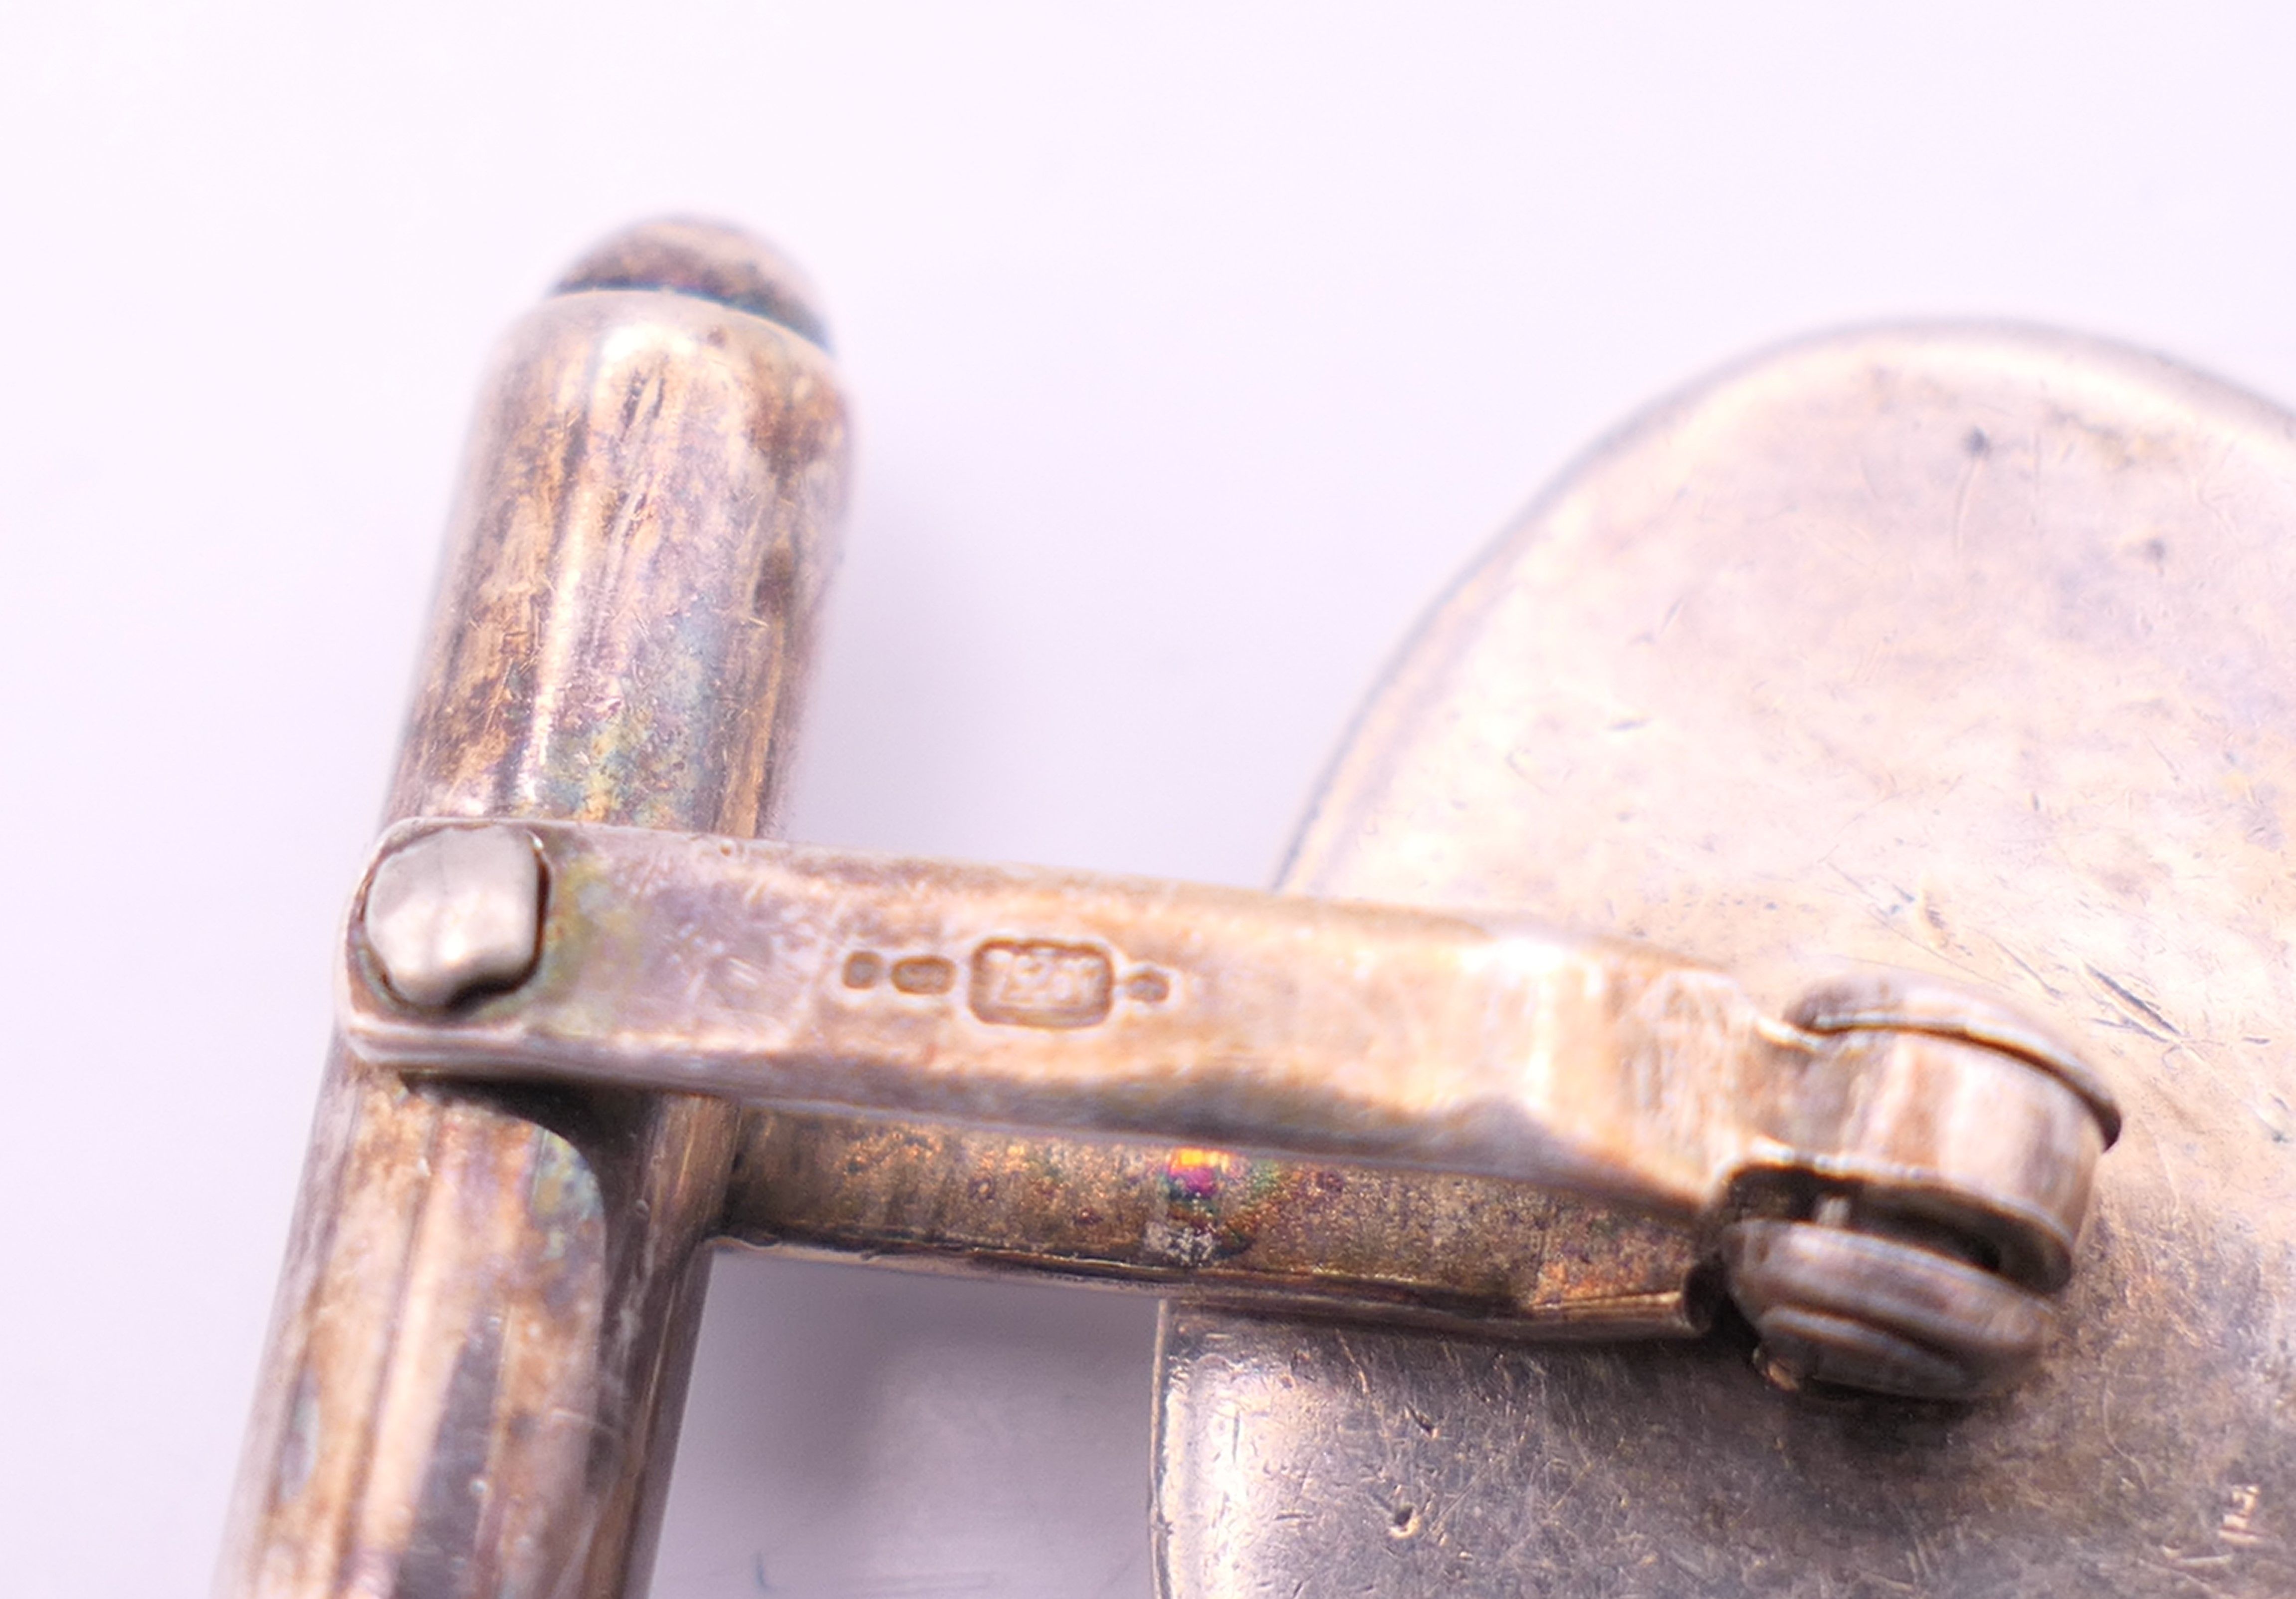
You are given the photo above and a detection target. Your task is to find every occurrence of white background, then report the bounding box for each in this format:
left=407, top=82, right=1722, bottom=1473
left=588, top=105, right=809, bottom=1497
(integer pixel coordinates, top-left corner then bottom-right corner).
left=6, top=6, right=2296, bottom=1596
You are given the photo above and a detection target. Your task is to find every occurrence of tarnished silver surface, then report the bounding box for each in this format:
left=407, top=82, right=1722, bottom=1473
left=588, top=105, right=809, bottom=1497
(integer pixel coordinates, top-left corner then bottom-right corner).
left=1154, top=326, right=2296, bottom=1596
left=340, top=821, right=2107, bottom=1285
left=218, top=220, right=849, bottom=1599
left=340, top=817, right=2111, bottom=1397
left=722, top=1106, right=1711, bottom=1342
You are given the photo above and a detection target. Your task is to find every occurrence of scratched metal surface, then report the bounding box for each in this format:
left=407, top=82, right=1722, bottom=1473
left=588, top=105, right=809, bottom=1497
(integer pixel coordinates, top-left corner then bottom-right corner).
left=1155, top=326, right=2296, bottom=1597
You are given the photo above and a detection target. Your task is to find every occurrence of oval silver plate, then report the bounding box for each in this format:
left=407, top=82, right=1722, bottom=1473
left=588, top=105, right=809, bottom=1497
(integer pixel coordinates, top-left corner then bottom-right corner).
left=1155, top=325, right=2296, bottom=1598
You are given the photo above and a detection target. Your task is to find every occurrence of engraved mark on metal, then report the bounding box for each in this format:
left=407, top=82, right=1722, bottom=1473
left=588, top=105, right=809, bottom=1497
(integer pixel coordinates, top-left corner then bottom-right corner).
left=341, top=816, right=2119, bottom=1399
left=972, top=939, right=1116, bottom=1027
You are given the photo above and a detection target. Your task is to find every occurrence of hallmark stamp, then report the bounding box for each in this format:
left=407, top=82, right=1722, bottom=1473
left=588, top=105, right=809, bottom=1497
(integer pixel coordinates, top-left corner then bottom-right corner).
left=969, top=939, right=1114, bottom=1028
left=890, top=955, right=956, bottom=995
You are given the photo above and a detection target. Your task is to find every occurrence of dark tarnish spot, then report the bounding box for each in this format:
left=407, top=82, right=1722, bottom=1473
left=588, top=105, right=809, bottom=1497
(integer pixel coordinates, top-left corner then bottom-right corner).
left=616, top=371, right=668, bottom=437
left=751, top=542, right=798, bottom=623
left=552, top=218, right=832, bottom=349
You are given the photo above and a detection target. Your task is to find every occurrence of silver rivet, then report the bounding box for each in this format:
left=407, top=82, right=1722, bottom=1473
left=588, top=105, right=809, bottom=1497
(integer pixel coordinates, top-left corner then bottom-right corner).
left=362, top=826, right=543, bottom=1009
